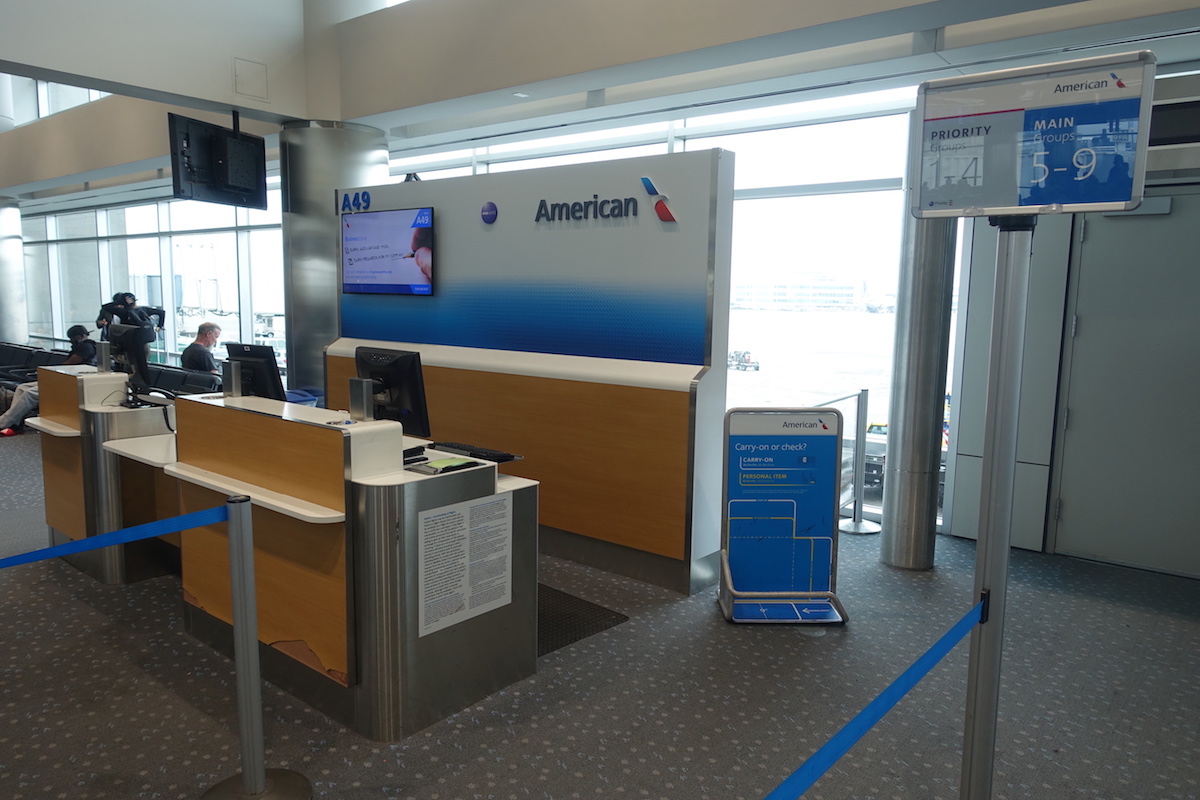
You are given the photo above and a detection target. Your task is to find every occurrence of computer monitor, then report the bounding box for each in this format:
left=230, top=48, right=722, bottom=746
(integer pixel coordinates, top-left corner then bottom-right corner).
left=224, top=342, right=286, bottom=401
left=354, top=346, right=431, bottom=437
left=107, top=322, right=152, bottom=389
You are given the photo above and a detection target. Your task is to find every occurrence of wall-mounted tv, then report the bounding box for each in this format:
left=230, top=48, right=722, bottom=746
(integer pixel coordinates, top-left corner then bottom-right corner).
left=341, top=207, right=435, bottom=296
left=168, top=112, right=268, bottom=210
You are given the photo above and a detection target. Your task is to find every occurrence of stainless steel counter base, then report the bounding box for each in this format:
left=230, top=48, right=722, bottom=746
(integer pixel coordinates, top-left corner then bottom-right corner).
left=64, top=404, right=179, bottom=584
left=183, top=471, right=539, bottom=742
left=49, top=526, right=181, bottom=584
left=352, top=473, right=539, bottom=740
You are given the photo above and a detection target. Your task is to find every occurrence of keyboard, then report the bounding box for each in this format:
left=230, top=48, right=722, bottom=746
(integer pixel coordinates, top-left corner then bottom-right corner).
left=431, top=442, right=522, bottom=462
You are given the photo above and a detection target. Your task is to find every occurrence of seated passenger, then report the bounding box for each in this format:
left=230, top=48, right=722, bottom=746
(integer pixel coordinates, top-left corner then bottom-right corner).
left=96, top=292, right=165, bottom=348
left=180, top=322, right=221, bottom=373
left=0, top=326, right=97, bottom=436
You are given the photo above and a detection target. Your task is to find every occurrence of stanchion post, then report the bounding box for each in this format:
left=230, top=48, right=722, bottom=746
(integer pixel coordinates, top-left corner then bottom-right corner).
left=200, top=496, right=311, bottom=799
left=228, top=495, right=266, bottom=795
left=841, top=389, right=880, bottom=535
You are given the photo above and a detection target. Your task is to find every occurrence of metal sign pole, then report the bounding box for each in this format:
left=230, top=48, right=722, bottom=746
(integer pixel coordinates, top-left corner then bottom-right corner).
left=906, top=50, right=1155, bottom=800
left=201, top=496, right=312, bottom=799
left=959, top=216, right=1035, bottom=800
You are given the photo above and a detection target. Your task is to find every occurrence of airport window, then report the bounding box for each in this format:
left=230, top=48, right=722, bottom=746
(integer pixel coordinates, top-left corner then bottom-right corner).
left=8, top=75, right=40, bottom=127
left=168, top=200, right=237, bottom=232
left=1, top=73, right=110, bottom=126
left=171, top=231, right=240, bottom=357
left=23, top=243, right=53, bottom=343
left=20, top=215, right=46, bottom=242
left=683, top=114, right=909, bottom=189
left=107, top=204, right=159, bottom=236
left=55, top=211, right=98, bottom=240
left=486, top=143, right=670, bottom=174
left=249, top=228, right=287, bottom=369
left=20, top=192, right=284, bottom=364
left=726, top=190, right=906, bottom=424
left=44, top=82, right=93, bottom=116
left=57, top=240, right=102, bottom=334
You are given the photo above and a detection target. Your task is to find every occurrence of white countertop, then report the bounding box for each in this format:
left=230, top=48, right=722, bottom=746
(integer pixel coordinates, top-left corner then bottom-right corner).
left=327, top=337, right=703, bottom=391
left=165, top=462, right=345, bottom=524
left=103, top=434, right=176, bottom=468
left=25, top=416, right=80, bottom=438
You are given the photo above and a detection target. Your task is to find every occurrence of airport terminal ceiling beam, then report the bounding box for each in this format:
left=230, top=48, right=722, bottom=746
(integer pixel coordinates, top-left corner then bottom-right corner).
left=352, top=3, right=1200, bottom=152
left=0, top=59, right=303, bottom=128
left=338, top=0, right=1089, bottom=125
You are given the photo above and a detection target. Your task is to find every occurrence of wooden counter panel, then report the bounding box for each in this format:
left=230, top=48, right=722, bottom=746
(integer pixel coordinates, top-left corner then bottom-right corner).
left=38, top=369, right=81, bottom=430
left=330, top=354, right=691, bottom=558
left=424, top=366, right=691, bottom=559
left=325, top=354, right=357, bottom=413
left=179, top=482, right=349, bottom=685
left=41, top=434, right=86, bottom=539
left=119, top=459, right=182, bottom=546
left=328, top=353, right=693, bottom=559
left=174, top=399, right=346, bottom=513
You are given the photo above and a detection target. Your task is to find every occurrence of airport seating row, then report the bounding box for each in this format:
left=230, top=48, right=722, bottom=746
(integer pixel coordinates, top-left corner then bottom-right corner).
left=0, top=341, right=221, bottom=394
left=0, top=343, right=72, bottom=389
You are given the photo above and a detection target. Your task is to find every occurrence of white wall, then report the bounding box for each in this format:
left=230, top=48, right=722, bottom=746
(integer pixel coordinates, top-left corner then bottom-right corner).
left=0, top=0, right=307, bottom=120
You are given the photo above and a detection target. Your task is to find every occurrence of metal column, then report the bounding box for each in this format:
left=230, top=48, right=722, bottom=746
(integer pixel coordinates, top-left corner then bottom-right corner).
left=279, top=121, right=389, bottom=396
left=0, top=197, right=28, bottom=345
left=880, top=215, right=957, bottom=569
left=960, top=215, right=1036, bottom=800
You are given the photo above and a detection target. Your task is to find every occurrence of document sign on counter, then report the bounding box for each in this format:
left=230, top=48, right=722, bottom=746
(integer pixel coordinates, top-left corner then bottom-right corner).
left=718, top=408, right=848, bottom=624
left=419, top=492, right=513, bottom=637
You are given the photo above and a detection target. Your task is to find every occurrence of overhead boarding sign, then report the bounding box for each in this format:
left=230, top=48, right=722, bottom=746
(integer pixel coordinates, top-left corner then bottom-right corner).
left=911, top=51, right=1156, bottom=218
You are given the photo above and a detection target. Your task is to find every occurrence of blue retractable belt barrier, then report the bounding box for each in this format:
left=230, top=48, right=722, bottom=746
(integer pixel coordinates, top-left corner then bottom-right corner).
left=764, top=600, right=985, bottom=800
left=0, top=505, right=228, bottom=571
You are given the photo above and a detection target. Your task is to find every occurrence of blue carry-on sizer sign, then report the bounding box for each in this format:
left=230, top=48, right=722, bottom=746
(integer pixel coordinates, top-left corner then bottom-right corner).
left=718, top=408, right=849, bottom=623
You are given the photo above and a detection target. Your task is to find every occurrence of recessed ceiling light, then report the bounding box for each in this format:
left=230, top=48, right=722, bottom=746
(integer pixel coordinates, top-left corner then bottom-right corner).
left=512, top=92, right=531, bottom=99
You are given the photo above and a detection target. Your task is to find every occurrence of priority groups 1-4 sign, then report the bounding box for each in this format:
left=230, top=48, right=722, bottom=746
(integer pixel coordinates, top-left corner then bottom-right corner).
left=911, top=51, right=1156, bottom=218
left=718, top=408, right=848, bottom=624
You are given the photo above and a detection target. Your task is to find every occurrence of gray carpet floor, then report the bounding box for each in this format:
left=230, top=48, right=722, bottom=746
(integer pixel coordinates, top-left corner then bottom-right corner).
left=1, top=429, right=1197, bottom=799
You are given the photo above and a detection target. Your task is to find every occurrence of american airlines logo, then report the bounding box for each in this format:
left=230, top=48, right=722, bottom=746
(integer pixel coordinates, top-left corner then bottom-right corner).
left=640, top=177, right=677, bottom=222
left=1052, top=72, right=1125, bottom=93
left=533, top=177, right=678, bottom=223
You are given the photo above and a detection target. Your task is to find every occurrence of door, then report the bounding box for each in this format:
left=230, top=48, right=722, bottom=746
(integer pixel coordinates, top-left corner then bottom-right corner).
left=1049, top=191, right=1200, bottom=577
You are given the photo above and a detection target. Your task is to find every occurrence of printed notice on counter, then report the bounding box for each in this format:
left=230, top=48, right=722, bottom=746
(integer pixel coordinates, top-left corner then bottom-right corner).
left=418, top=492, right=513, bottom=637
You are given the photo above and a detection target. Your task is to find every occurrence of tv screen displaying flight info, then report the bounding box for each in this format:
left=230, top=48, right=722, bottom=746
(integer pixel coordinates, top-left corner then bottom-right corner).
left=911, top=52, right=1155, bottom=217
left=342, top=207, right=435, bottom=295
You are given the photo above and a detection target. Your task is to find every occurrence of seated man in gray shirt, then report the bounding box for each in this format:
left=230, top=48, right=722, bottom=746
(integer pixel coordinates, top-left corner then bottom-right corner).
left=181, top=322, right=221, bottom=373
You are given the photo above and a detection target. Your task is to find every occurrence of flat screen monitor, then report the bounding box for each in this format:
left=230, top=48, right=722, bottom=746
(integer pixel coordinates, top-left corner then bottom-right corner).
left=107, top=322, right=152, bottom=389
left=354, top=346, right=431, bottom=437
left=341, top=207, right=434, bottom=295
left=168, top=113, right=268, bottom=210
left=224, top=342, right=286, bottom=401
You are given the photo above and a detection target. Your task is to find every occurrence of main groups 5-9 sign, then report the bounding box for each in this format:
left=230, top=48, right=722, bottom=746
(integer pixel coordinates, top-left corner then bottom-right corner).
left=911, top=51, right=1156, bottom=217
